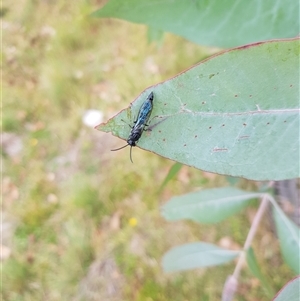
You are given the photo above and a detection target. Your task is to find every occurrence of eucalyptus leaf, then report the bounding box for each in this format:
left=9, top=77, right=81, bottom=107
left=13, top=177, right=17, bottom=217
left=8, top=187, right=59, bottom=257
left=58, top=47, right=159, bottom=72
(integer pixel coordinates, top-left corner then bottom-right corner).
left=158, top=162, right=182, bottom=193
left=273, top=206, right=300, bottom=274
left=98, top=39, right=299, bottom=181
left=161, top=187, right=261, bottom=223
left=273, top=276, right=300, bottom=301
left=246, top=247, right=275, bottom=298
left=92, top=0, right=299, bottom=48
left=162, top=242, right=240, bottom=272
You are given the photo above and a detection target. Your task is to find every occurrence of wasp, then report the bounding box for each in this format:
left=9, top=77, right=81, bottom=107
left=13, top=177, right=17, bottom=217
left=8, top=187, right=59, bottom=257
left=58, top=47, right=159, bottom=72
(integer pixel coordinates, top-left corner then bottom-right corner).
left=111, top=91, right=154, bottom=163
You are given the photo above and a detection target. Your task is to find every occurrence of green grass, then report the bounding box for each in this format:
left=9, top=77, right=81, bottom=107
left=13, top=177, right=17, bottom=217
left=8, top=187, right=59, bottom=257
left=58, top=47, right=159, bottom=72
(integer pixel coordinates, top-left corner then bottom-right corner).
left=2, top=0, right=294, bottom=300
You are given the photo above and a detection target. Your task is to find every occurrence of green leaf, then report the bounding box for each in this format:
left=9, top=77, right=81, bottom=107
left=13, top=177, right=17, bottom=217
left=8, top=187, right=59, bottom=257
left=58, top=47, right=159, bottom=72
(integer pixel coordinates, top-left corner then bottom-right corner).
left=273, top=276, right=300, bottom=301
left=147, top=26, right=164, bottom=46
left=97, top=39, right=299, bottom=181
left=272, top=206, right=300, bottom=274
left=92, top=0, right=299, bottom=48
left=158, top=162, right=182, bottom=193
left=246, top=247, right=275, bottom=298
left=162, top=242, right=240, bottom=272
left=161, top=187, right=261, bottom=223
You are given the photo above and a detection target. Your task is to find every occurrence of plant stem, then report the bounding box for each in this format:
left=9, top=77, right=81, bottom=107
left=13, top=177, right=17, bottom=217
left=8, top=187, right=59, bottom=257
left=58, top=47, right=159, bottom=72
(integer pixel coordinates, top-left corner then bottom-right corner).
left=233, top=194, right=270, bottom=279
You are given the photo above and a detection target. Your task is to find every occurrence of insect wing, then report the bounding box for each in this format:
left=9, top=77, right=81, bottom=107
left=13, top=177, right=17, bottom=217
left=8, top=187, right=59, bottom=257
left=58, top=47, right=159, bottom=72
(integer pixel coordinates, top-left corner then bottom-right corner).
left=110, top=91, right=154, bottom=163
left=135, top=94, right=153, bottom=128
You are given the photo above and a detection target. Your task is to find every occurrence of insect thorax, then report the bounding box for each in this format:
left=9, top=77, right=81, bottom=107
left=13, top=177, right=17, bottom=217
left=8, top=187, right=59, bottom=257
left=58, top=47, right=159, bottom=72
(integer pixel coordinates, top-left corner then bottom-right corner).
left=127, top=130, right=142, bottom=146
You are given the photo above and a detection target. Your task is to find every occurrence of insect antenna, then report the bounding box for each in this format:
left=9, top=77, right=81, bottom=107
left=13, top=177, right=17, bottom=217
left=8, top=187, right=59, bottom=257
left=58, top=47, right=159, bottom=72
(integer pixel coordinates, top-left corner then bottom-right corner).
left=111, top=144, right=129, bottom=152
left=111, top=143, right=134, bottom=163
left=129, top=146, right=133, bottom=163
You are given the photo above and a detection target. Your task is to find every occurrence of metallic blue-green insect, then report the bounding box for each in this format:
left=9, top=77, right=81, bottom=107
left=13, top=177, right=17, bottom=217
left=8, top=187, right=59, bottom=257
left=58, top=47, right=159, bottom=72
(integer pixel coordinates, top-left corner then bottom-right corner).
left=111, top=91, right=154, bottom=163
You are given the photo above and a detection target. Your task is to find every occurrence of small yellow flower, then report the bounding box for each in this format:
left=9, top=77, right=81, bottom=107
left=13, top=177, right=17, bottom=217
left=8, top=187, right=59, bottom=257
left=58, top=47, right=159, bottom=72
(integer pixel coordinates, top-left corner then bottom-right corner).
left=129, top=217, right=137, bottom=227
left=31, top=138, right=38, bottom=146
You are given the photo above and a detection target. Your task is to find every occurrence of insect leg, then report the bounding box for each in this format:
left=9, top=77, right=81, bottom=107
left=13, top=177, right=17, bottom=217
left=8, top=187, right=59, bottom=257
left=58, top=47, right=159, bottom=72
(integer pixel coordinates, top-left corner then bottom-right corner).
left=144, top=115, right=160, bottom=129
left=145, top=115, right=162, bottom=131
left=147, top=115, right=160, bottom=125
left=120, top=119, right=133, bottom=129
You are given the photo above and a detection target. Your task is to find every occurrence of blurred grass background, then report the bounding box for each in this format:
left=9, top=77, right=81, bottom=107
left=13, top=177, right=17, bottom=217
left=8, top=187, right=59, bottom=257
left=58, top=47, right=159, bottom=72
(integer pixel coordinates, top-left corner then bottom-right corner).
left=2, top=1, right=294, bottom=300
